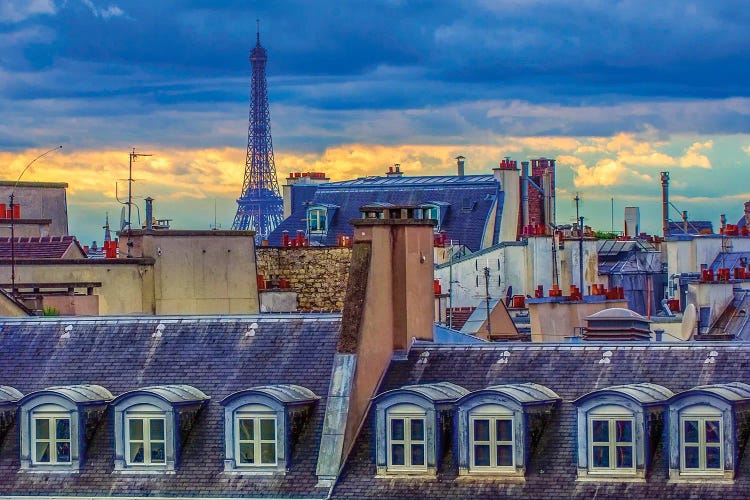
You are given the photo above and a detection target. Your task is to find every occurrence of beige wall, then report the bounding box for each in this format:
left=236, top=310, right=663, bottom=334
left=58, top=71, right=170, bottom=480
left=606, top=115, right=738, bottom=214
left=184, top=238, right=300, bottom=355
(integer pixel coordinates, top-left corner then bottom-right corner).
left=0, top=182, right=69, bottom=236
left=687, top=281, right=734, bottom=331
left=529, top=299, right=629, bottom=342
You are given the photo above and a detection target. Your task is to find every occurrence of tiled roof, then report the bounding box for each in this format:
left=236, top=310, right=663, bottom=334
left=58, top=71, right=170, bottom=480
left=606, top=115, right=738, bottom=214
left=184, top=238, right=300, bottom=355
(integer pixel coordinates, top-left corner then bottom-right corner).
left=333, top=342, right=750, bottom=499
left=0, top=235, right=85, bottom=259
left=0, top=314, right=341, bottom=498
left=270, top=175, right=502, bottom=251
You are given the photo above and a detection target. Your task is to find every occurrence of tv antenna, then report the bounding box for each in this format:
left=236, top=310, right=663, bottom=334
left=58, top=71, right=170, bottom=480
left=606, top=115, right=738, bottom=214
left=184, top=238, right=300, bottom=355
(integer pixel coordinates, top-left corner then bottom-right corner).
left=115, top=148, right=152, bottom=257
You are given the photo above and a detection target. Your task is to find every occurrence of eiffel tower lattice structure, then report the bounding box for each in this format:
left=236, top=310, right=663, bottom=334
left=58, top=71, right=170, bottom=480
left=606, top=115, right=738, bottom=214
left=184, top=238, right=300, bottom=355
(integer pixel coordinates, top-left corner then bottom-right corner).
left=231, top=23, right=283, bottom=239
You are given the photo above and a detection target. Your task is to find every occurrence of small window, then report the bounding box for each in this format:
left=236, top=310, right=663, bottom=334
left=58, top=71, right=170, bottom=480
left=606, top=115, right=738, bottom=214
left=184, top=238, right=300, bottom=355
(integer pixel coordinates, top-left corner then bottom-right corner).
left=588, top=411, right=635, bottom=472
left=387, top=405, right=426, bottom=471
left=679, top=408, right=723, bottom=474
left=125, top=413, right=166, bottom=466
left=32, top=413, right=71, bottom=465
left=469, top=411, right=514, bottom=471
left=307, top=208, right=327, bottom=234
left=235, top=410, right=277, bottom=466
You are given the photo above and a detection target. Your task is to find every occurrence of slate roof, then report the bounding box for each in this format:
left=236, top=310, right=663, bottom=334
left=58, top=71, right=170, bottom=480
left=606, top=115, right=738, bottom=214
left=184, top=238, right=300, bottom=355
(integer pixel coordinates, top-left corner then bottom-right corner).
left=709, top=251, right=750, bottom=272
left=270, top=175, right=502, bottom=251
left=0, top=314, right=341, bottom=498
left=667, top=220, right=714, bottom=235
left=333, top=342, right=750, bottom=499
left=0, top=235, right=86, bottom=259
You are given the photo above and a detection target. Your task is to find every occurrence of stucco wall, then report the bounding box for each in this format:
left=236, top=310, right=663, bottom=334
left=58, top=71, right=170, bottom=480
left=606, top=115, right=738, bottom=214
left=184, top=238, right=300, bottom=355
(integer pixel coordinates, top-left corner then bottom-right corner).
left=528, top=299, right=629, bottom=342
left=0, top=182, right=68, bottom=236
left=256, top=247, right=351, bottom=311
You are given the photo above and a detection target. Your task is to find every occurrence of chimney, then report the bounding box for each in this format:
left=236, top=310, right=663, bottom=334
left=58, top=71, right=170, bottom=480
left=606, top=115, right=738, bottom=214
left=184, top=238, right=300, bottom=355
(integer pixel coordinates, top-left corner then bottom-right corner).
left=455, top=155, right=465, bottom=177
left=145, top=197, right=154, bottom=230
left=624, top=207, right=640, bottom=238
left=385, top=164, right=404, bottom=177
left=720, top=214, right=727, bottom=233
left=661, top=171, right=669, bottom=237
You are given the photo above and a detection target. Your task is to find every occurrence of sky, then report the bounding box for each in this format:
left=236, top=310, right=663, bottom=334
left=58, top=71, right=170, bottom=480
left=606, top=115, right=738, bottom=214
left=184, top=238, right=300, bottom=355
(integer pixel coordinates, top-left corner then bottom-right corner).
left=1, top=0, right=750, bottom=245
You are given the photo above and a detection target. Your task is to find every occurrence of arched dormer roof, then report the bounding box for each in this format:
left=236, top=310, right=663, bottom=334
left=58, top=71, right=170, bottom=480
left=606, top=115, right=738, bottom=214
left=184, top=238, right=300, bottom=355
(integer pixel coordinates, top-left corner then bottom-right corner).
left=0, top=386, right=23, bottom=404
left=374, top=382, right=468, bottom=405
left=668, top=382, right=750, bottom=405
left=19, top=384, right=112, bottom=406
left=574, top=383, right=674, bottom=407
left=458, top=383, right=560, bottom=407
left=112, top=385, right=209, bottom=406
left=221, top=384, right=320, bottom=407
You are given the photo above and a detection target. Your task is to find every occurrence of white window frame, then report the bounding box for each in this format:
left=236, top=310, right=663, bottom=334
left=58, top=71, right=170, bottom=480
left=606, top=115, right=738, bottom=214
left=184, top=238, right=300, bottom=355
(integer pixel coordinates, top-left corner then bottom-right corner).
left=307, top=208, right=327, bottom=234
left=125, top=413, right=167, bottom=467
left=234, top=408, right=278, bottom=467
left=387, top=405, right=427, bottom=472
left=468, top=405, right=515, bottom=472
left=31, top=412, right=72, bottom=465
left=679, top=406, right=723, bottom=475
left=422, top=205, right=441, bottom=230
left=587, top=413, right=636, bottom=474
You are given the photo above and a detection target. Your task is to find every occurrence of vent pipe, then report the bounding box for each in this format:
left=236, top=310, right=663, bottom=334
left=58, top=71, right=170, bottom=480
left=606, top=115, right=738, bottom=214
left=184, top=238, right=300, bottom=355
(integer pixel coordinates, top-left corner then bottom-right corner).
left=660, top=172, right=669, bottom=237
left=145, top=197, right=154, bottom=230
left=521, top=161, right=529, bottom=227
left=455, top=155, right=465, bottom=177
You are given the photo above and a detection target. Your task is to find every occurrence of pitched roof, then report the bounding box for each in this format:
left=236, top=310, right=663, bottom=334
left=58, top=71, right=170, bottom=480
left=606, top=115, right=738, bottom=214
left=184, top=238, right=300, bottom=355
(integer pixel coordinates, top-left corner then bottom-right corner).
left=333, top=342, right=750, bottom=499
left=270, top=175, right=502, bottom=251
left=0, top=314, right=341, bottom=498
left=667, top=220, right=714, bottom=235
left=0, top=235, right=86, bottom=259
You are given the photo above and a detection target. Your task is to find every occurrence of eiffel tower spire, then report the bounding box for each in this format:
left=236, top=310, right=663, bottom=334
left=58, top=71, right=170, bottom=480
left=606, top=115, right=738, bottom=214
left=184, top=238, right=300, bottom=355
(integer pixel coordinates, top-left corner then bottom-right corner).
left=231, top=21, right=283, bottom=240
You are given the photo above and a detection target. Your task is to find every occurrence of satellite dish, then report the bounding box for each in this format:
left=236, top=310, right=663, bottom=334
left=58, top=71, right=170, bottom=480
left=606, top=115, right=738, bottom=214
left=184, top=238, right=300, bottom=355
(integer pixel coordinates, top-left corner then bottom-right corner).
left=119, top=206, right=127, bottom=231
left=680, top=303, right=697, bottom=340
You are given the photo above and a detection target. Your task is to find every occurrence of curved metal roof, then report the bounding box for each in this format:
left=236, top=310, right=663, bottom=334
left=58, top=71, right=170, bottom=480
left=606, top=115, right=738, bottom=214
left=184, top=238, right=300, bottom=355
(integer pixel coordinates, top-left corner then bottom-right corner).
left=474, top=383, right=560, bottom=405
left=221, top=384, right=320, bottom=405
left=21, top=384, right=113, bottom=404
left=575, top=383, right=674, bottom=405
left=0, top=385, right=23, bottom=403
left=586, top=308, right=650, bottom=321
left=680, top=382, right=750, bottom=402
left=116, top=385, right=209, bottom=404
left=377, top=381, right=469, bottom=403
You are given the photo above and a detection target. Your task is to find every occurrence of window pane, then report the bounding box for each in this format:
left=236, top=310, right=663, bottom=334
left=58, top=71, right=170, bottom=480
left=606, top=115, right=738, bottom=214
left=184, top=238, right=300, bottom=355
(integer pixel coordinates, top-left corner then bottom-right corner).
left=36, top=442, right=50, bottom=463
left=238, top=418, right=253, bottom=441
left=616, top=445, right=633, bottom=468
left=497, top=444, right=513, bottom=467
left=473, top=419, right=490, bottom=442
left=615, top=420, right=632, bottom=443
left=391, top=419, right=404, bottom=441
left=56, top=442, right=71, bottom=463
left=150, top=419, right=165, bottom=441
left=35, top=419, right=50, bottom=440
left=706, top=446, right=721, bottom=469
left=55, top=419, right=70, bottom=440
left=592, top=420, right=609, bottom=443
left=129, top=443, right=145, bottom=463
left=261, top=442, right=276, bottom=464
left=592, top=445, right=610, bottom=467
left=129, top=419, right=144, bottom=441
left=151, top=442, right=165, bottom=463
left=474, top=444, right=491, bottom=466
left=260, top=419, right=275, bottom=440
left=683, top=420, right=699, bottom=443
left=684, top=445, right=699, bottom=469
left=410, top=419, right=424, bottom=441
left=391, top=444, right=405, bottom=465
left=411, top=444, right=425, bottom=466
left=496, top=419, right=512, bottom=442
left=239, top=442, right=254, bottom=464
left=705, top=420, right=721, bottom=444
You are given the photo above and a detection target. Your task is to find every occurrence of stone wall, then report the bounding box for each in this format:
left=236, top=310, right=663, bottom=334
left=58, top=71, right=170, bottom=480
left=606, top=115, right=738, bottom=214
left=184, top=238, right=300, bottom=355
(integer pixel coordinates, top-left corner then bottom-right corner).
left=256, top=247, right=352, bottom=311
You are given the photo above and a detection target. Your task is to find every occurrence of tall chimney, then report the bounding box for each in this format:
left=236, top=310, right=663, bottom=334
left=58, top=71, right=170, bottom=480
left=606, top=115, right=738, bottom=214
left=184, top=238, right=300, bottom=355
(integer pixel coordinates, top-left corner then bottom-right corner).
left=456, top=155, right=465, bottom=177
left=145, top=197, right=154, bottom=230
left=661, top=171, right=669, bottom=237
left=521, top=161, right=529, bottom=227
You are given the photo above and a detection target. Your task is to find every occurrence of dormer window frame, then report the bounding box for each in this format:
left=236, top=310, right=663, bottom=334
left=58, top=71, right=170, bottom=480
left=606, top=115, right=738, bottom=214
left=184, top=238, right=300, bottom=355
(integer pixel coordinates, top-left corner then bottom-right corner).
left=17, top=385, right=112, bottom=473
left=306, top=204, right=337, bottom=235
left=221, top=385, right=319, bottom=475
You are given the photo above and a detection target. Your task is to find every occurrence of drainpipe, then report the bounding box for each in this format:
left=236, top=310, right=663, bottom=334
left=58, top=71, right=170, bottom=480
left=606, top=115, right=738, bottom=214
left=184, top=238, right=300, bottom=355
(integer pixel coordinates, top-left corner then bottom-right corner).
left=521, top=161, right=529, bottom=227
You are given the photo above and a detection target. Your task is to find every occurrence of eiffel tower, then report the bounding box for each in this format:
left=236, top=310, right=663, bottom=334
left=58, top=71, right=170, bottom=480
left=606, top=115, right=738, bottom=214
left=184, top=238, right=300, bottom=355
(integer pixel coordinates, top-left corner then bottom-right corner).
left=231, top=22, right=283, bottom=240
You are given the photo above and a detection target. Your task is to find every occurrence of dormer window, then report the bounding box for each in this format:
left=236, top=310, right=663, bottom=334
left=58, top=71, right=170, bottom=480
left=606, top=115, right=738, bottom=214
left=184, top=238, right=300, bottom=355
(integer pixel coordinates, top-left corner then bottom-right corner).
left=666, top=382, right=750, bottom=480
left=221, top=384, right=319, bottom=474
left=17, top=385, right=113, bottom=472
left=455, top=383, right=560, bottom=476
left=373, top=382, right=468, bottom=475
left=112, top=385, right=209, bottom=472
left=574, top=383, right=673, bottom=480
left=420, top=202, right=448, bottom=231
left=306, top=204, right=337, bottom=235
